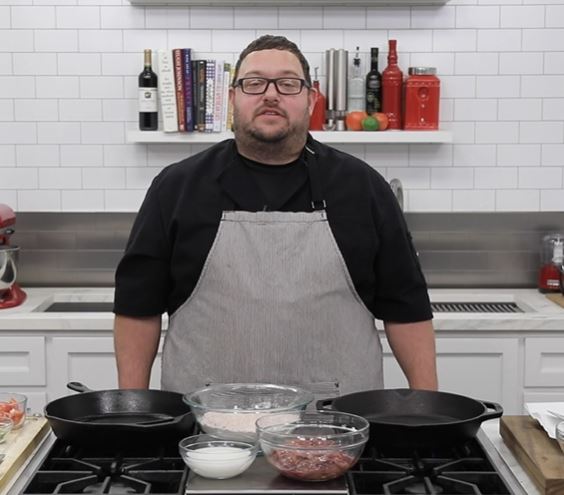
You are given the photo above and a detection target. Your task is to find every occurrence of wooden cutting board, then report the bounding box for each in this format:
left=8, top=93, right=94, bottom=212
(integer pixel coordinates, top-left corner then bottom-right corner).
left=546, top=293, right=564, bottom=309
left=500, top=415, right=564, bottom=495
left=0, top=417, right=50, bottom=492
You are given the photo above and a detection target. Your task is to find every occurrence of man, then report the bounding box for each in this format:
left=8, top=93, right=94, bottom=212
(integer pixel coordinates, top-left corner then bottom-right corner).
left=114, top=35, right=438, bottom=395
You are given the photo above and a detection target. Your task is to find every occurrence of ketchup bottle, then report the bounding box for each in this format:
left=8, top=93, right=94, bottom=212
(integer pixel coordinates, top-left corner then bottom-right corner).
left=381, top=40, right=403, bottom=130
left=309, top=67, right=326, bottom=131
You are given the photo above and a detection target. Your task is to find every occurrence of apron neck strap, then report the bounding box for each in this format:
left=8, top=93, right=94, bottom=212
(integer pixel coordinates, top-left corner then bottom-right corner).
left=304, top=141, right=326, bottom=211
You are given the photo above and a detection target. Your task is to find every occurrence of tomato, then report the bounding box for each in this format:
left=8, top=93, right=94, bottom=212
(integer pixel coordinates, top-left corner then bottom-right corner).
left=0, top=399, right=24, bottom=426
left=345, top=111, right=368, bottom=131
left=371, top=112, right=389, bottom=131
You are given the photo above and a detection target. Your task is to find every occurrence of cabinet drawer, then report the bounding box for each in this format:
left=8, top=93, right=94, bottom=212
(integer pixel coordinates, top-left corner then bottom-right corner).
left=0, top=336, right=46, bottom=386
left=525, top=338, right=564, bottom=386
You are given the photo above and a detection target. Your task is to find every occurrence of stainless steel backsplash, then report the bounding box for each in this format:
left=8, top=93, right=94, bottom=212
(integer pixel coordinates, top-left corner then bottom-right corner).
left=11, top=212, right=564, bottom=288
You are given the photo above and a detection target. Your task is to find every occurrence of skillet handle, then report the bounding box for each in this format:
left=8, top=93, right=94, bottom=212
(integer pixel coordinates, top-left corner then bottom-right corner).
left=479, top=400, right=504, bottom=421
left=67, top=382, right=93, bottom=393
left=316, top=398, right=335, bottom=411
left=134, top=415, right=183, bottom=428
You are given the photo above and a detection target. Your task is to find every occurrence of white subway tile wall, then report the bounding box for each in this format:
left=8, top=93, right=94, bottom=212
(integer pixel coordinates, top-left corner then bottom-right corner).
left=0, top=1, right=563, bottom=212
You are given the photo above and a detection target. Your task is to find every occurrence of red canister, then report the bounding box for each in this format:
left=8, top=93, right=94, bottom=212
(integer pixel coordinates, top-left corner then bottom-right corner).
left=403, top=67, right=440, bottom=130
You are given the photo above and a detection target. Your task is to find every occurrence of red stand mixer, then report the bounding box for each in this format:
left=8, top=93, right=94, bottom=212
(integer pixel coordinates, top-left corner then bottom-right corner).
left=0, top=204, right=27, bottom=309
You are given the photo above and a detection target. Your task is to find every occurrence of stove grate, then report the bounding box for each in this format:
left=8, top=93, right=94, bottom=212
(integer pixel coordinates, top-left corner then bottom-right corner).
left=346, top=439, right=512, bottom=495
left=21, top=441, right=188, bottom=495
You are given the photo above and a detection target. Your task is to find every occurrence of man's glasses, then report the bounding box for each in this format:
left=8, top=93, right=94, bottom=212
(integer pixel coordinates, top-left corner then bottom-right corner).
left=234, top=77, right=310, bottom=95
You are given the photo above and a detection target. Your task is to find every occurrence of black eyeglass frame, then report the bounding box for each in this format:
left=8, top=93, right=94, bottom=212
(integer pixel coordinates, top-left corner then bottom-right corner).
left=233, top=77, right=311, bottom=95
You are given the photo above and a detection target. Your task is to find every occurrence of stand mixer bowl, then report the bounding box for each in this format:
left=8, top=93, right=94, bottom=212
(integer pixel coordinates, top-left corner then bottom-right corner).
left=0, top=246, right=20, bottom=292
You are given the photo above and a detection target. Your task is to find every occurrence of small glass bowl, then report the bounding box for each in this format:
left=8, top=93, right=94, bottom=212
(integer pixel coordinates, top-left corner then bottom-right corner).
left=0, top=392, right=27, bottom=429
left=556, top=421, right=564, bottom=454
left=178, top=434, right=258, bottom=479
left=0, top=416, right=13, bottom=443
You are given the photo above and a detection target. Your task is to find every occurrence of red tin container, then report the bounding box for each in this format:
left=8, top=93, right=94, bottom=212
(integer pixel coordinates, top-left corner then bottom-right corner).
left=403, top=67, right=440, bottom=131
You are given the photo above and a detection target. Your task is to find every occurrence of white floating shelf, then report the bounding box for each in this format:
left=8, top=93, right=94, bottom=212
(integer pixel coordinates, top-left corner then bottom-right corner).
left=129, top=0, right=448, bottom=5
left=127, top=130, right=452, bottom=144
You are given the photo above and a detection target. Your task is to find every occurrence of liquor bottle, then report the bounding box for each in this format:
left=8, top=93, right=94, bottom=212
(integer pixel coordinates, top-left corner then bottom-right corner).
left=139, top=49, right=158, bottom=131
left=365, top=47, right=382, bottom=114
left=347, top=47, right=364, bottom=112
left=381, top=39, right=403, bottom=130
left=309, top=67, right=326, bottom=130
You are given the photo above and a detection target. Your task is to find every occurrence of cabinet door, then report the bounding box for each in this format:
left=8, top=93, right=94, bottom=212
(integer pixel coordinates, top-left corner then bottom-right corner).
left=383, top=337, right=520, bottom=414
left=524, top=338, right=564, bottom=387
left=0, top=336, right=46, bottom=386
left=48, top=337, right=163, bottom=401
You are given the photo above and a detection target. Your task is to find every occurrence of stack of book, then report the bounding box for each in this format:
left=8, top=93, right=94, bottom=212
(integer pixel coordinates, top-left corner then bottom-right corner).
left=157, top=48, right=234, bottom=133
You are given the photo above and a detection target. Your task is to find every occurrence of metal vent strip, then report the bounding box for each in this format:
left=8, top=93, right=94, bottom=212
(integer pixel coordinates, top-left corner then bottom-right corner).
left=431, top=302, right=523, bottom=313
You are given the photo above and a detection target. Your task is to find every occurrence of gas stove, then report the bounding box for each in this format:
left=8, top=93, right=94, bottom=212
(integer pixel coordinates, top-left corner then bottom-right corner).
left=7, top=428, right=527, bottom=495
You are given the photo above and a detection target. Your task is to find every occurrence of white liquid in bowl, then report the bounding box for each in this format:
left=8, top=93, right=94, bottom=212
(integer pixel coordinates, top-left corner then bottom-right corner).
left=184, top=446, right=254, bottom=479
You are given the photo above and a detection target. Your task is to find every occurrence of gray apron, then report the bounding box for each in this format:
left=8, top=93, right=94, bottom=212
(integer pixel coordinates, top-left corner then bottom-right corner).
left=162, top=146, right=383, bottom=396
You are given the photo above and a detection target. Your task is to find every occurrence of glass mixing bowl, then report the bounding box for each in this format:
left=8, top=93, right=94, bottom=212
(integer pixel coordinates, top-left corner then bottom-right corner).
left=183, top=383, right=314, bottom=442
left=256, top=411, right=369, bottom=482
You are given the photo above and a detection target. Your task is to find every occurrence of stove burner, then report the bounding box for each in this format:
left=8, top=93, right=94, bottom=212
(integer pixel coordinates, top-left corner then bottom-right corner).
left=403, top=481, right=443, bottom=494
left=22, top=440, right=188, bottom=495
left=346, top=439, right=512, bottom=495
left=82, top=479, right=145, bottom=494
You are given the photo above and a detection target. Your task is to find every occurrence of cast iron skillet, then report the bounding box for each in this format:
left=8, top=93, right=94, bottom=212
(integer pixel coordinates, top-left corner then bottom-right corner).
left=44, top=382, right=194, bottom=446
left=317, top=388, right=503, bottom=448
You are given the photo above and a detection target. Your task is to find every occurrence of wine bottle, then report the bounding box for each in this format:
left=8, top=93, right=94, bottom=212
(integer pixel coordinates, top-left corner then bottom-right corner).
left=365, top=47, right=382, bottom=114
left=139, top=49, right=158, bottom=131
left=381, top=40, right=403, bottom=130
left=347, top=47, right=364, bottom=112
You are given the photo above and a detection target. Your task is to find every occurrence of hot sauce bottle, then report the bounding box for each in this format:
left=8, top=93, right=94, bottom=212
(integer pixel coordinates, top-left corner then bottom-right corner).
left=381, top=39, right=403, bottom=130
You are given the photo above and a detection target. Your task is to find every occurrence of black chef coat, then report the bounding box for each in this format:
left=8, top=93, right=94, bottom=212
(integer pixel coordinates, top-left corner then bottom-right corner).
left=114, top=136, right=432, bottom=323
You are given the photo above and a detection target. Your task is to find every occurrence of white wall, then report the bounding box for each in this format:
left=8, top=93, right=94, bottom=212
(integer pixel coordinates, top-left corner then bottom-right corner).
left=0, top=0, right=563, bottom=213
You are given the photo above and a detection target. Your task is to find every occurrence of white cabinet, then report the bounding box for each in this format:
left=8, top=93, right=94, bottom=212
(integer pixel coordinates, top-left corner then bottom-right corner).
left=48, top=337, right=164, bottom=401
left=522, top=337, right=564, bottom=411
left=524, top=337, right=564, bottom=387
left=0, top=336, right=46, bottom=386
left=0, top=336, right=48, bottom=413
left=383, top=337, right=520, bottom=414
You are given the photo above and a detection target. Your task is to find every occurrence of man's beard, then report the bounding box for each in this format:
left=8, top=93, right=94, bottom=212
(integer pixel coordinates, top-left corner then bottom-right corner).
left=233, top=108, right=310, bottom=162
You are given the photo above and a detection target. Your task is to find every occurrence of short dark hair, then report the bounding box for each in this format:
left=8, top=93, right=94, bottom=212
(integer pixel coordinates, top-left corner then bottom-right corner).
left=233, top=35, right=312, bottom=87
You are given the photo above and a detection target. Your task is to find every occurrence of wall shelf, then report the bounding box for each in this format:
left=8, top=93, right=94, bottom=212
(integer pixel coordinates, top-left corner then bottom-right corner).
left=128, top=0, right=449, bottom=6
left=127, top=130, right=452, bottom=144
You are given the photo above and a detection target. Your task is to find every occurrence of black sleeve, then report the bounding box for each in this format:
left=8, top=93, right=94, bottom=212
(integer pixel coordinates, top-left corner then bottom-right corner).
left=113, top=174, right=172, bottom=316
left=372, top=182, right=433, bottom=323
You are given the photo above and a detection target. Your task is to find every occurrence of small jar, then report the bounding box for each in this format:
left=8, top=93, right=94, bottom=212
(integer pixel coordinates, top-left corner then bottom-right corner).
left=403, top=67, right=440, bottom=130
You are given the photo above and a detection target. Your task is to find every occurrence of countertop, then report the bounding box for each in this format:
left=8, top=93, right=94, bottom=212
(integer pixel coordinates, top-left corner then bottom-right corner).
left=0, top=287, right=563, bottom=332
